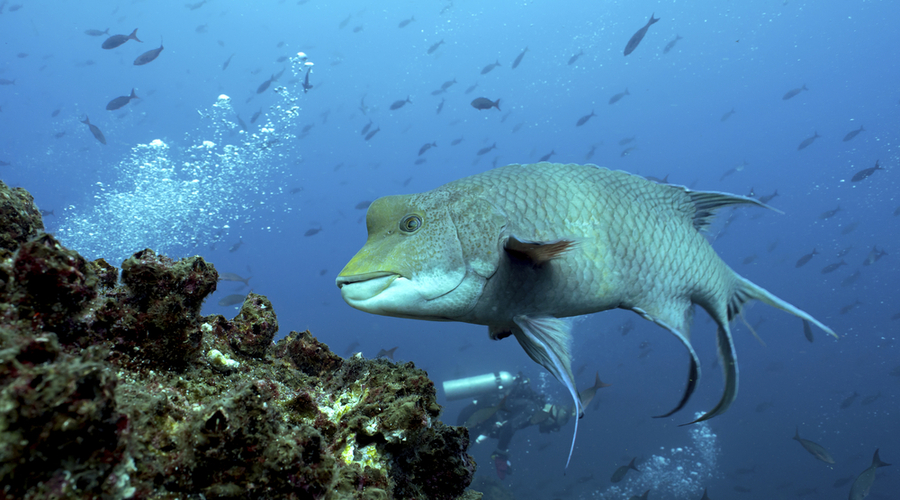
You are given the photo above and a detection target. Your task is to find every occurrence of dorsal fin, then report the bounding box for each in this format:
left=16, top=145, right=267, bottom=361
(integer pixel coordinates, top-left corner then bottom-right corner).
left=684, top=189, right=783, bottom=231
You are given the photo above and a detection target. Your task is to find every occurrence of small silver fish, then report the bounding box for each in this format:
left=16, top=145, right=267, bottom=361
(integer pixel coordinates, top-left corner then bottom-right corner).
left=609, top=88, right=630, bottom=104
left=418, top=142, right=437, bottom=156
left=576, top=110, right=596, bottom=127
left=851, top=160, right=882, bottom=182
left=219, top=272, right=251, bottom=287
left=476, top=143, right=496, bottom=156
left=843, top=125, right=865, bottom=142
left=134, top=38, right=163, bottom=65
left=840, top=391, right=859, bottom=409
left=624, top=13, right=660, bottom=55
left=792, top=427, right=834, bottom=464
left=81, top=115, right=106, bottom=145
left=102, top=28, right=141, bottom=49
left=797, top=131, right=820, bottom=151
left=849, top=449, right=890, bottom=500
left=390, top=96, right=412, bottom=110
left=427, top=39, right=444, bottom=54
left=820, top=260, right=847, bottom=274
left=664, top=34, right=683, bottom=54
left=480, top=59, right=501, bottom=75
left=217, top=293, right=245, bottom=307
left=376, top=346, right=398, bottom=359
left=471, top=97, right=500, bottom=111
left=567, top=50, right=584, bottom=65
left=783, top=84, right=808, bottom=100
left=610, top=457, right=639, bottom=482
left=512, top=47, right=528, bottom=69
left=106, top=88, right=138, bottom=110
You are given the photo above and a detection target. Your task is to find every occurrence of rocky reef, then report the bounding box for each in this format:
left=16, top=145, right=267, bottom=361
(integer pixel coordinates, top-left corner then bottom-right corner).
left=0, top=180, right=479, bottom=500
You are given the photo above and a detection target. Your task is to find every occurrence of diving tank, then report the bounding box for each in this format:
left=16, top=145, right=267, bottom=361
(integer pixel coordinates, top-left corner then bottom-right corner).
left=442, top=371, right=515, bottom=401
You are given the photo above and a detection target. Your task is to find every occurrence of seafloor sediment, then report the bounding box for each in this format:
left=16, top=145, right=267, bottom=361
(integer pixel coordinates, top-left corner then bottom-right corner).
left=0, top=180, right=479, bottom=500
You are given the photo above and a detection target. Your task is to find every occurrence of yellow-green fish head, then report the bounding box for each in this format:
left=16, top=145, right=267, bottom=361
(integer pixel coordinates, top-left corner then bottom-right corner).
left=336, top=187, right=507, bottom=320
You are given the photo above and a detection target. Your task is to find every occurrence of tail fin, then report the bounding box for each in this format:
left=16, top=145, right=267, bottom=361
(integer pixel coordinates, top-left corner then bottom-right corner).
left=688, top=274, right=836, bottom=425
left=872, top=449, right=891, bottom=468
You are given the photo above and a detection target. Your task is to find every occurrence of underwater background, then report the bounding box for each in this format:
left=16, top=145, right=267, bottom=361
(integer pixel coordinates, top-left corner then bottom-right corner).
left=1, top=0, right=897, bottom=498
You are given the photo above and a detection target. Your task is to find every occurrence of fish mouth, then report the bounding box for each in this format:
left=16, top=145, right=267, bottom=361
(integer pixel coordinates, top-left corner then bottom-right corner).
left=336, top=272, right=400, bottom=301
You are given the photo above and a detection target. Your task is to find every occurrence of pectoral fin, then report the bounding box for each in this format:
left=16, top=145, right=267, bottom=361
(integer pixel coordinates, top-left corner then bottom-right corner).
left=511, top=314, right=582, bottom=469
left=505, top=236, right=575, bottom=265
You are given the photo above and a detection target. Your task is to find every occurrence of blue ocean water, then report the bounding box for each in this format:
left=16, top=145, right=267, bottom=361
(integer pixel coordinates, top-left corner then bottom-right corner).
left=1, top=0, right=897, bottom=498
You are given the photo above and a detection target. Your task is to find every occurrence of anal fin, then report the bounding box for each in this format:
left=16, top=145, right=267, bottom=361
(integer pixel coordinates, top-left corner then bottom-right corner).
left=630, top=305, right=701, bottom=419
left=683, top=323, right=738, bottom=425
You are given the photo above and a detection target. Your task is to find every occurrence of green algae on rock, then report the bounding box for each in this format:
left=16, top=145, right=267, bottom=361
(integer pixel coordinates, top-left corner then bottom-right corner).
left=0, top=181, right=480, bottom=500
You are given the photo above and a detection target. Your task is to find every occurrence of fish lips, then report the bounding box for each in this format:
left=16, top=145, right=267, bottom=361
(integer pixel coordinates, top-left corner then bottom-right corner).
left=337, top=272, right=398, bottom=299
left=336, top=272, right=425, bottom=316
left=336, top=270, right=477, bottom=319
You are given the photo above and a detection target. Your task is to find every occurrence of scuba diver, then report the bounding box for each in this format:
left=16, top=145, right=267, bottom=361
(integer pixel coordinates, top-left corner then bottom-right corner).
left=444, top=371, right=608, bottom=479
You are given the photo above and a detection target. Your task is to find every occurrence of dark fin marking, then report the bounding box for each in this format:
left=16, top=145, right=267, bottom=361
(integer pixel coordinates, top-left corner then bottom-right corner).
left=505, top=236, right=576, bottom=265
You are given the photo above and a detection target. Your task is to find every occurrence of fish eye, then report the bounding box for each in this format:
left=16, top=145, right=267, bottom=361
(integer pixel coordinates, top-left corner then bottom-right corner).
left=399, top=214, right=422, bottom=233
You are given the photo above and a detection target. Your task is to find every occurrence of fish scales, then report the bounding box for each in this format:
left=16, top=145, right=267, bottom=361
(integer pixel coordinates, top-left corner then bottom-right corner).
left=451, top=165, right=727, bottom=322
left=337, top=162, right=835, bottom=467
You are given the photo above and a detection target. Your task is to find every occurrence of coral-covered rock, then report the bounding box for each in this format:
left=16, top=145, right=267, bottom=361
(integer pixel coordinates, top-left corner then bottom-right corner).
left=12, top=233, right=98, bottom=336
left=0, top=180, right=43, bottom=252
left=0, top=184, right=479, bottom=500
left=0, top=332, right=131, bottom=499
left=89, top=257, right=119, bottom=289
left=273, top=329, right=343, bottom=376
left=228, top=292, right=278, bottom=358
left=101, top=249, right=219, bottom=369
